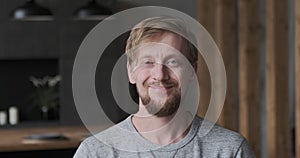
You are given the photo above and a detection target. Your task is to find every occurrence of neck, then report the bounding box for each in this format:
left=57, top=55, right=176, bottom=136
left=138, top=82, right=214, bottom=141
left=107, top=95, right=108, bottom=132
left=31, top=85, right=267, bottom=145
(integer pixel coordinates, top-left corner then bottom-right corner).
left=132, top=108, right=192, bottom=145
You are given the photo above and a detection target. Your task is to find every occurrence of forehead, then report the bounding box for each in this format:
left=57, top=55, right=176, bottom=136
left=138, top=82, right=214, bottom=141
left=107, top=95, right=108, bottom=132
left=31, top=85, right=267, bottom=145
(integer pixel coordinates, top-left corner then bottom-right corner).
left=143, top=31, right=185, bottom=53
left=135, top=42, right=184, bottom=60
left=132, top=31, right=189, bottom=60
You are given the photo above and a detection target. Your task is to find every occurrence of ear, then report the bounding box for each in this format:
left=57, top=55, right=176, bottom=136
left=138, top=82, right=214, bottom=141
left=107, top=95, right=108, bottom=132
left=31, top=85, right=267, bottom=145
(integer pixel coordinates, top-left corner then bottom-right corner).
left=188, top=63, right=198, bottom=81
left=193, top=63, right=198, bottom=72
left=127, top=62, right=136, bottom=84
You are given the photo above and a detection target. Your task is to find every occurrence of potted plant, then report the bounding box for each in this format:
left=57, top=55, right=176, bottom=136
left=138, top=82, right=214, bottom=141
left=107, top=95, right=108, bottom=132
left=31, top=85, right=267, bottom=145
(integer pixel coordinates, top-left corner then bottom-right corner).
left=29, top=75, right=61, bottom=120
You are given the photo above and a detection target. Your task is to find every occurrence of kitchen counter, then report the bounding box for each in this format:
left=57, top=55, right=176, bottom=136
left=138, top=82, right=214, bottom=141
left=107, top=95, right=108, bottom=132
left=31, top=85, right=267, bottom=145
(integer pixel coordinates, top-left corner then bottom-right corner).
left=0, top=126, right=89, bottom=152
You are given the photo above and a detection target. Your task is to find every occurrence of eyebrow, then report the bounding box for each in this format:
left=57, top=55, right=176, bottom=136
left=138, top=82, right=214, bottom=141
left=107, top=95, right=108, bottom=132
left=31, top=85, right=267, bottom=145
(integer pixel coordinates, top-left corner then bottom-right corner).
left=137, top=55, right=153, bottom=60
left=137, top=52, right=185, bottom=60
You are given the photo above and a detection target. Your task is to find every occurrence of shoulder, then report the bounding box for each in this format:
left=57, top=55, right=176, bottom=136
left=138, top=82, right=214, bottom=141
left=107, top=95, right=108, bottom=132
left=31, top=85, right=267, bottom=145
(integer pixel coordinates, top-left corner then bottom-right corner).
left=192, top=117, right=255, bottom=157
left=73, top=117, right=132, bottom=158
left=194, top=116, right=244, bottom=143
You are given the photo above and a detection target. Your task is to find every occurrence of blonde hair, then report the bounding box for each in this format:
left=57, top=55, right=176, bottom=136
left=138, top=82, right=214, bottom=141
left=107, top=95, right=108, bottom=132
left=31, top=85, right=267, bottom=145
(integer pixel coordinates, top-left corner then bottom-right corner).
left=125, top=16, right=198, bottom=65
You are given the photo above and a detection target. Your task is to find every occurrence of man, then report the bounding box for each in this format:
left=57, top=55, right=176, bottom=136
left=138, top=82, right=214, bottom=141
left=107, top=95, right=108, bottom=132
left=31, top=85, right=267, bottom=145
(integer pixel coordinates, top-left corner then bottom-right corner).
left=74, top=16, right=255, bottom=157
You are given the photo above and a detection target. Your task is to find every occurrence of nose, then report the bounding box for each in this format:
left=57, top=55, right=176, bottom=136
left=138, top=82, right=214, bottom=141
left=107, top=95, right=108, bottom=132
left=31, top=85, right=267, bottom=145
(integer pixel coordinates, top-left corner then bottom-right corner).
left=151, top=63, right=170, bottom=81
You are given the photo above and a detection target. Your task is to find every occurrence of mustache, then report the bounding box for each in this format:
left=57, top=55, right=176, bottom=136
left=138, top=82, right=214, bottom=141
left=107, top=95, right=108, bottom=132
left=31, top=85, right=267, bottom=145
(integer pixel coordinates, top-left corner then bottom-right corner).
left=145, top=80, right=178, bottom=88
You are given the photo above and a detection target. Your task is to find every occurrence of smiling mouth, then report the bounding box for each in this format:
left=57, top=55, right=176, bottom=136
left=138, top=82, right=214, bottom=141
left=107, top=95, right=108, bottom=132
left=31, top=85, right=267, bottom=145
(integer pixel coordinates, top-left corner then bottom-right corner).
left=150, top=85, right=173, bottom=89
left=148, top=84, right=176, bottom=93
left=145, top=81, right=178, bottom=92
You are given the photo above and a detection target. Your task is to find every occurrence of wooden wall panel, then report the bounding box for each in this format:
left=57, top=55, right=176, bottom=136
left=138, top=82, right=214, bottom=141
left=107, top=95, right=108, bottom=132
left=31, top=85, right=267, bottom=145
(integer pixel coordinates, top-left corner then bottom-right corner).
left=197, top=0, right=293, bottom=157
left=196, top=0, right=237, bottom=132
left=296, top=0, right=300, bottom=157
left=237, top=0, right=261, bottom=157
left=214, top=0, right=237, bottom=132
left=196, top=0, right=214, bottom=119
left=266, top=0, right=291, bottom=157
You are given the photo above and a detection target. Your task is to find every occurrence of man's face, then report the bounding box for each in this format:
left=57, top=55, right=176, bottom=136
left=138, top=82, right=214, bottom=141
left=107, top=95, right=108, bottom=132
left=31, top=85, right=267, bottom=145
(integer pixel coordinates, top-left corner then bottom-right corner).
left=128, top=32, right=194, bottom=117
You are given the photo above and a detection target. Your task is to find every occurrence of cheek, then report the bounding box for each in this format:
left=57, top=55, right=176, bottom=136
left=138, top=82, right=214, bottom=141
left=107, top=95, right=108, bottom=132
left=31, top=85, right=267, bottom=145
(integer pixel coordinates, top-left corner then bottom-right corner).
left=169, top=69, right=184, bottom=84
left=133, top=69, right=150, bottom=86
left=135, top=72, right=150, bottom=97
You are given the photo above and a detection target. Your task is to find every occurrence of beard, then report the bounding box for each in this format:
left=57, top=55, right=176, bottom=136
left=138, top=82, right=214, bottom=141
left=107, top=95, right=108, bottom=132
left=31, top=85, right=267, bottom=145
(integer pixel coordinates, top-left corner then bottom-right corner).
left=137, top=80, right=181, bottom=117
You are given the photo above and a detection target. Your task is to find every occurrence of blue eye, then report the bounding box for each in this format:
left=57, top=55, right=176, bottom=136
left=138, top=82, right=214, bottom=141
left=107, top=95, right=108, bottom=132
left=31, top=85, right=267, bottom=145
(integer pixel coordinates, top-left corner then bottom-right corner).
left=167, top=59, right=179, bottom=67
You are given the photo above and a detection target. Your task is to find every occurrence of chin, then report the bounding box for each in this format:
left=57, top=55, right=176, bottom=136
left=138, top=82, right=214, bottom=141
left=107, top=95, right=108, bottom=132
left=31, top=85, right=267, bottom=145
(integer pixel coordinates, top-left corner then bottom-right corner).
left=145, top=96, right=180, bottom=117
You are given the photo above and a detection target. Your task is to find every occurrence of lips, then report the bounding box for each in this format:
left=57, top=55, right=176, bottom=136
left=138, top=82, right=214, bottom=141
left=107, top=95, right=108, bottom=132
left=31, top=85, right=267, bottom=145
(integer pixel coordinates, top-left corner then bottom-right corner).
left=150, top=84, right=172, bottom=89
left=146, top=82, right=177, bottom=94
left=149, top=85, right=172, bottom=93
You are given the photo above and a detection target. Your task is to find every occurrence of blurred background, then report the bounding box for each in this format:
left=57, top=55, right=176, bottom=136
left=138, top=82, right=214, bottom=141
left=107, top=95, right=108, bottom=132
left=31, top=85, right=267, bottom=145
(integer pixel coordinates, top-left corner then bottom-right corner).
left=0, top=0, right=298, bottom=158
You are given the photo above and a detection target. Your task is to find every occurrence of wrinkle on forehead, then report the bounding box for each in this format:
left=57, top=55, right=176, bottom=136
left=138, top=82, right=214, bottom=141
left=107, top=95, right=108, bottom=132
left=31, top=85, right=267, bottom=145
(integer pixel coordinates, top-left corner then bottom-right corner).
left=137, top=43, right=183, bottom=60
left=142, top=31, right=185, bottom=53
left=133, top=32, right=190, bottom=62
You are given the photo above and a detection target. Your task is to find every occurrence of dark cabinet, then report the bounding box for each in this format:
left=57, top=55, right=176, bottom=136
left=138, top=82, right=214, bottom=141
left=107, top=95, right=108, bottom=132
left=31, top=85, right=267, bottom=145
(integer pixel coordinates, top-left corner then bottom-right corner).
left=0, top=0, right=128, bottom=126
left=0, top=22, right=59, bottom=59
left=0, top=0, right=101, bottom=125
left=0, top=0, right=132, bottom=125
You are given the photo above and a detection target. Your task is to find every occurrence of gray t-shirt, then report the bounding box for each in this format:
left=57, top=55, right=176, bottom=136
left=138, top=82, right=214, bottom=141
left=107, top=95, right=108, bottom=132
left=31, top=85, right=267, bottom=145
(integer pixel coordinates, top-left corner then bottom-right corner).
left=74, top=116, right=255, bottom=158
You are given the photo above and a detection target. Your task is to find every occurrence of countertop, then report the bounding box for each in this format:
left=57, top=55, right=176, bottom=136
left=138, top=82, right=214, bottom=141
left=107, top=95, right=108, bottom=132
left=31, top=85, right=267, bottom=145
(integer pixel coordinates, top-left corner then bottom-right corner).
left=0, top=126, right=89, bottom=152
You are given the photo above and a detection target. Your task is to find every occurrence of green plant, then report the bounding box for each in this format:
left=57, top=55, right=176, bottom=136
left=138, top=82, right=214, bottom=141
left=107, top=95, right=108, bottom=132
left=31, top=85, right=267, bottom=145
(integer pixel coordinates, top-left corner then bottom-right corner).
left=29, top=75, right=61, bottom=111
